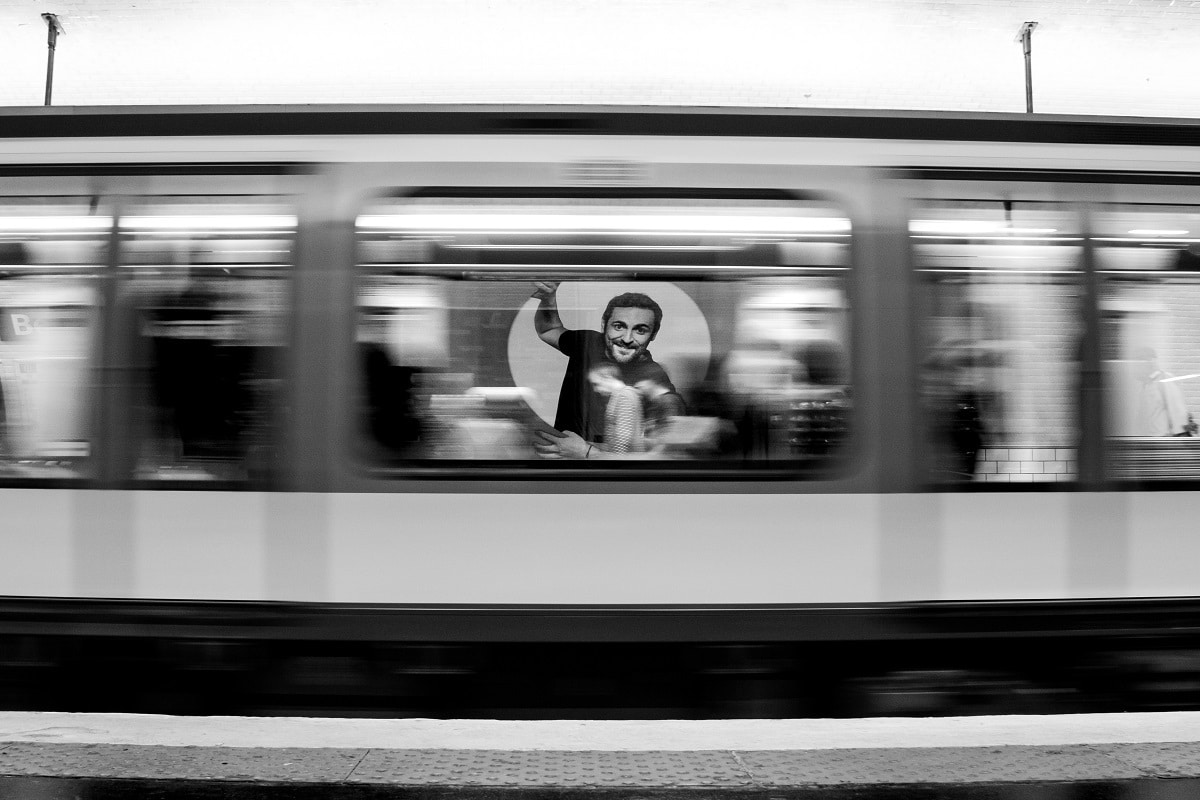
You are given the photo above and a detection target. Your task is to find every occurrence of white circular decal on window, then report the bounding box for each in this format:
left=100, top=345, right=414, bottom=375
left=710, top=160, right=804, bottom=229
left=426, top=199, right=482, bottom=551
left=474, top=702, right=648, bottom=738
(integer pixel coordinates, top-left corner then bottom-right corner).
left=508, top=282, right=712, bottom=426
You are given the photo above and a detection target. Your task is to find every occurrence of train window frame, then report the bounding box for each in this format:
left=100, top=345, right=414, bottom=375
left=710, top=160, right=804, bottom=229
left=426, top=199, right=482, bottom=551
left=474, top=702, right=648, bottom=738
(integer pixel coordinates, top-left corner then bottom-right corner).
left=905, top=177, right=1200, bottom=493
left=0, top=189, right=113, bottom=487
left=908, top=191, right=1087, bottom=492
left=0, top=172, right=311, bottom=491
left=115, top=192, right=297, bottom=490
left=350, top=187, right=861, bottom=482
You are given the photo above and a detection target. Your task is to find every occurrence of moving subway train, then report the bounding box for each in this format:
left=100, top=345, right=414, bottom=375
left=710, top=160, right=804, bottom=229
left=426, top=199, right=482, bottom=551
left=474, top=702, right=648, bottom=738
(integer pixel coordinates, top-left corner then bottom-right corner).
left=3, top=105, right=1200, bottom=717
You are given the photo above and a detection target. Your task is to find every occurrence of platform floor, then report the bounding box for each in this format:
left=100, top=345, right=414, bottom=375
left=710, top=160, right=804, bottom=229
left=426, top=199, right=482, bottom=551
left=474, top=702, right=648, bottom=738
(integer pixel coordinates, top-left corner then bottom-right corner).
left=3, top=712, right=1200, bottom=798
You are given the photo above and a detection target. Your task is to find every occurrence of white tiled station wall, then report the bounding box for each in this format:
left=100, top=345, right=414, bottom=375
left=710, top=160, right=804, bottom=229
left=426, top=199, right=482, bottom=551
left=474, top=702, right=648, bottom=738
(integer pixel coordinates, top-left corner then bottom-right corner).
left=2, top=0, right=1200, bottom=115
left=976, top=447, right=1077, bottom=483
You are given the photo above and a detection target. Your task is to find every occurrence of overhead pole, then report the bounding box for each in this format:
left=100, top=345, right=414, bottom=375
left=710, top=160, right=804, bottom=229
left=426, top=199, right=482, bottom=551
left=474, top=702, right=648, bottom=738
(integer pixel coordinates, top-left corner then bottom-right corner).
left=1018, top=21, right=1038, bottom=113
left=42, top=13, right=65, bottom=106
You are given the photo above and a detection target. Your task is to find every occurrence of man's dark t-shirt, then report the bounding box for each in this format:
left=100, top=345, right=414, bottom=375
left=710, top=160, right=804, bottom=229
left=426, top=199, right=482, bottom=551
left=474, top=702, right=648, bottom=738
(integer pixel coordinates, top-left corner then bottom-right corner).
left=554, top=329, right=679, bottom=443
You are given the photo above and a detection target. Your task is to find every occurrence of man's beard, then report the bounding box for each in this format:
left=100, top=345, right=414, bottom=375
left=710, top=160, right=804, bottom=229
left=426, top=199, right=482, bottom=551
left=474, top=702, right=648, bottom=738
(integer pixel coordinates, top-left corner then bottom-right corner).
left=606, top=338, right=645, bottom=363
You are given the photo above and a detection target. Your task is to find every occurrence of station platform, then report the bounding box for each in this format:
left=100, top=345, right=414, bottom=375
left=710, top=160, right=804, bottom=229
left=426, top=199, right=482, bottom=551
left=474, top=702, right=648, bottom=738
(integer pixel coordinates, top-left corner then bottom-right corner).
left=2, top=712, right=1200, bottom=799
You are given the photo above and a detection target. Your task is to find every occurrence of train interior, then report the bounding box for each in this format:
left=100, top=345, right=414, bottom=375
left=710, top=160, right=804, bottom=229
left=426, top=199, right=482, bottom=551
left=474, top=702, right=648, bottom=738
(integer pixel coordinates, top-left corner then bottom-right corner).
left=354, top=194, right=852, bottom=469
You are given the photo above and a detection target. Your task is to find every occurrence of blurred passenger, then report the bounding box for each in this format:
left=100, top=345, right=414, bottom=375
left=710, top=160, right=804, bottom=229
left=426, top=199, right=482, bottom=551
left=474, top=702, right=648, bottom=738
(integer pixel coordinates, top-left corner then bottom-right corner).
left=359, top=307, right=424, bottom=456
left=718, top=283, right=851, bottom=461
left=791, top=339, right=851, bottom=459
left=926, top=340, right=988, bottom=481
left=803, top=338, right=847, bottom=387
left=686, top=361, right=745, bottom=457
left=1134, top=347, right=1196, bottom=437
left=530, top=281, right=683, bottom=459
left=721, top=339, right=792, bottom=459
left=147, top=267, right=248, bottom=462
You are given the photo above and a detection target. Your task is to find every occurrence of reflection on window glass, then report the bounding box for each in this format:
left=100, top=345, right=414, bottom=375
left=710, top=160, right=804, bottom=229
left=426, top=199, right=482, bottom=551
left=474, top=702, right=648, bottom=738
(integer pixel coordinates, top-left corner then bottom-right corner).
left=913, top=200, right=1081, bottom=485
left=0, top=199, right=105, bottom=477
left=122, top=199, right=291, bottom=481
left=1097, top=205, right=1200, bottom=480
left=356, top=196, right=852, bottom=471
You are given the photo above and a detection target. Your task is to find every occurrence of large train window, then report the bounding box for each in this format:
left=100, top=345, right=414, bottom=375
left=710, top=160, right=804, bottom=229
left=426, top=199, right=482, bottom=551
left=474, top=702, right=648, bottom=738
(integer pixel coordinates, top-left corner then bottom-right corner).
left=912, top=200, right=1082, bottom=485
left=0, top=199, right=106, bottom=477
left=1096, top=204, right=1200, bottom=481
left=121, top=198, right=292, bottom=482
left=355, top=193, right=852, bottom=474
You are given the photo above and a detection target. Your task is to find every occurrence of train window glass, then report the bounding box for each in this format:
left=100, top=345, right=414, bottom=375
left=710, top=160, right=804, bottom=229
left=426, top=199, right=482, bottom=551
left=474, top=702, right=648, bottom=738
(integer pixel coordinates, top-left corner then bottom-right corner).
left=1096, top=205, right=1200, bottom=481
left=121, top=198, right=292, bottom=482
left=356, top=195, right=852, bottom=472
left=0, top=199, right=107, bottom=477
left=912, top=201, right=1082, bottom=485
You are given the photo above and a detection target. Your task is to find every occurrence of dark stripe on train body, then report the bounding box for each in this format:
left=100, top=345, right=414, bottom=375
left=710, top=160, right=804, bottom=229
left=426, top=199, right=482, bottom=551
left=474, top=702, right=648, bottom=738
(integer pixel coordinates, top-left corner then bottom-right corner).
left=1, top=105, right=1199, bottom=146
left=4, top=596, right=1199, bottom=717
left=1, top=164, right=1198, bottom=187
left=3, top=596, right=1200, bottom=643
left=909, top=167, right=1200, bottom=185
left=0, top=163, right=312, bottom=176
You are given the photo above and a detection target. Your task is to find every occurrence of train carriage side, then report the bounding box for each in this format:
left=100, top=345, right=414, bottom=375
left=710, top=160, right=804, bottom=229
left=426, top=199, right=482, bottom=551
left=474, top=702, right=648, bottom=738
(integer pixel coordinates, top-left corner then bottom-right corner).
left=1, top=106, right=1200, bottom=716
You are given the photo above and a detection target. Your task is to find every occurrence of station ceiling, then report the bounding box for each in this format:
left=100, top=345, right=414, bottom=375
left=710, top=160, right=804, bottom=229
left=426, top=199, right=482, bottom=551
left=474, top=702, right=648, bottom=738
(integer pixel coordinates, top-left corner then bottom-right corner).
left=1, top=0, right=1198, bottom=117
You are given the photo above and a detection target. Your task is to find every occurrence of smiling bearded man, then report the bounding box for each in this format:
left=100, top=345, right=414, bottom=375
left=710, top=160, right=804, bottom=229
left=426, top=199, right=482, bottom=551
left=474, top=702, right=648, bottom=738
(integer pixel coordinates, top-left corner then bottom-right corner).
left=530, top=282, right=685, bottom=458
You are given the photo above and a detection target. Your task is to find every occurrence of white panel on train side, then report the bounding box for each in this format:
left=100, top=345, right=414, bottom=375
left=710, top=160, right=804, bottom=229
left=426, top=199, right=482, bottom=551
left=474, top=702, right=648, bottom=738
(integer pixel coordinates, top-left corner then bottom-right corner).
left=940, top=492, right=1072, bottom=601
left=133, top=491, right=267, bottom=600
left=328, top=493, right=880, bottom=604
left=7, top=135, right=1200, bottom=176
left=0, top=489, right=72, bottom=597
left=1128, top=491, right=1200, bottom=598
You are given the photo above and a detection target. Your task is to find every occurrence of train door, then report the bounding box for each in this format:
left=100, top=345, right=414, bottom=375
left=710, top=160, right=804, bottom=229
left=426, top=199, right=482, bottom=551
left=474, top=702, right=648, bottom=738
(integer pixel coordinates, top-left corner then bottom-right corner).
left=904, top=176, right=1089, bottom=488
left=104, top=173, right=304, bottom=488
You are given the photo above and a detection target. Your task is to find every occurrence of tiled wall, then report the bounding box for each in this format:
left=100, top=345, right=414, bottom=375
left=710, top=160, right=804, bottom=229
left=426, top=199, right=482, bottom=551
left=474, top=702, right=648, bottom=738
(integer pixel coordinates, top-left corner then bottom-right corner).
left=976, top=447, right=1077, bottom=483
left=969, top=283, right=1200, bottom=483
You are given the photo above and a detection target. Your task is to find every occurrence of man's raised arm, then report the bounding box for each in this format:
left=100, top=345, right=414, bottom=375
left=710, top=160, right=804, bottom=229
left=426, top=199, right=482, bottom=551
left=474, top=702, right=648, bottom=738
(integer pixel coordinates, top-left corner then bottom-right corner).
left=532, top=281, right=567, bottom=349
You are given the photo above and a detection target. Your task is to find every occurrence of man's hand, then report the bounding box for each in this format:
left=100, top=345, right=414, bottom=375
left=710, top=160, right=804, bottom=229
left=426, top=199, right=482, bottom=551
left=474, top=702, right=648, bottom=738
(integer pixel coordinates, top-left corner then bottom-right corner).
left=533, top=429, right=589, bottom=459
left=533, top=281, right=566, bottom=348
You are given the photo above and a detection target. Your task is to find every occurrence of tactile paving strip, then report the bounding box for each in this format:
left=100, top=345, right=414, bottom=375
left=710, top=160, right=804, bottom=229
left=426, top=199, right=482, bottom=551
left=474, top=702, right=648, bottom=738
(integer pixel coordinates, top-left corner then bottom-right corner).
left=735, top=745, right=1147, bottom=785
left=0, top=743, right=367, bottom=782
left=0, top=742, right=1196, bottom=789
left=350, top=749, right=753, bottom=786
left=1093, top=742, right=1200, bottom=778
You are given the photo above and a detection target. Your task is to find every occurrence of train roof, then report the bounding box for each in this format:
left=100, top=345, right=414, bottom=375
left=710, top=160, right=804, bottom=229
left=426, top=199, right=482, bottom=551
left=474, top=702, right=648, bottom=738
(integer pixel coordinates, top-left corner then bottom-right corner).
left=1, top=104, right=1199, bottom=146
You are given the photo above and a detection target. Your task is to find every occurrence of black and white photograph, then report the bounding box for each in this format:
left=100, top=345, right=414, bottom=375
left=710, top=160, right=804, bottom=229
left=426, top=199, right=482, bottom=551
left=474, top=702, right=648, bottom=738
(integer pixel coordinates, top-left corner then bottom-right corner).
left=1, top=1, right=1200, bottom=797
